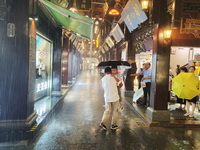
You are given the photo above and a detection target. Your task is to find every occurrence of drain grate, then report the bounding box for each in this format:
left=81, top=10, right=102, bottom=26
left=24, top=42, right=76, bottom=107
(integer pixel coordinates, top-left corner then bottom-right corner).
left=67, top=143, right=98, bottom=150
left=134, top=121, right=148, bottom=127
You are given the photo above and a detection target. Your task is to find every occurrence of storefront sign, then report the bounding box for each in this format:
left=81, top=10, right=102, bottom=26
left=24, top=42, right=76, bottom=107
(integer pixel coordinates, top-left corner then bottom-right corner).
left=76, top=0, right=91, bottom=10
left=7, top=23, right=15, bottom=37
left=36, top=81, right=48, bottom=92
left=121, top=0, right=147, bottom=32
left=28, top=36, right=36, bottom=92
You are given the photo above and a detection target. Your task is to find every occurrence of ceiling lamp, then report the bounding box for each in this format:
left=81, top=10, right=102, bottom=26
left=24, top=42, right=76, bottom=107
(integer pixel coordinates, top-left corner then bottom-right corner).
left=108, top=9, right=120, bottom=15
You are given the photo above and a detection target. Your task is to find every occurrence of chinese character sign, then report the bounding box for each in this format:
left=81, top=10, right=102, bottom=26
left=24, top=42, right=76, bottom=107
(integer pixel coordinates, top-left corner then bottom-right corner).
left=121, top=0, right=147, bottom=32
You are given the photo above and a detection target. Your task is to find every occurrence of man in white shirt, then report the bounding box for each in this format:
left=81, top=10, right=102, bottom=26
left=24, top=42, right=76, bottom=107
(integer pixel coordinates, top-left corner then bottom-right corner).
left=100, top=67, right=120, bottom=131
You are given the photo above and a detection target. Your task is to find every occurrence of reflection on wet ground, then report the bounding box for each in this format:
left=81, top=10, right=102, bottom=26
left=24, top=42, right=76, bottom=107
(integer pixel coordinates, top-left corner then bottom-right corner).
left=1, top=70, right=200, bottom=150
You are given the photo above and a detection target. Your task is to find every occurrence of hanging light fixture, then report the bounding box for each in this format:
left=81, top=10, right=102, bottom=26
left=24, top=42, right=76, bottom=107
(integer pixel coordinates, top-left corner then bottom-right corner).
left=108, top=9, right=120, bottom=15
left=141, top=0, right=149, bottom=10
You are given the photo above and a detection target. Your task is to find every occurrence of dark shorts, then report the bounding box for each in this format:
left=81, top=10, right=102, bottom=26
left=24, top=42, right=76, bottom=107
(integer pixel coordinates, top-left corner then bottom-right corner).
left=176, top=96, right=186, bottom=104
left=187, top=96, right=198, bottom=104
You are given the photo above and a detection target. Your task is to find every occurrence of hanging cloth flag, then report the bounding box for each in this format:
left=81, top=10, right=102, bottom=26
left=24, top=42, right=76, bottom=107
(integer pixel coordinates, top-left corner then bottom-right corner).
left=120, top=0, right=147, bottom=32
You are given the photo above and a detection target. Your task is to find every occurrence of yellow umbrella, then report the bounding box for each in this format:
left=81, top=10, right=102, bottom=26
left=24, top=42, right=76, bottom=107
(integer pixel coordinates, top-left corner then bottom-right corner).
left=172, top=72, right=200, bottom=99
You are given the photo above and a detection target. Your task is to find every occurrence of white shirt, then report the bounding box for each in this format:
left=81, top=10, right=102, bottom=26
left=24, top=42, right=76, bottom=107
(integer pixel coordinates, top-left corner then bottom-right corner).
left=102, top=74, right=119, bottom=102
left=136, top=67, right=143, bottom=74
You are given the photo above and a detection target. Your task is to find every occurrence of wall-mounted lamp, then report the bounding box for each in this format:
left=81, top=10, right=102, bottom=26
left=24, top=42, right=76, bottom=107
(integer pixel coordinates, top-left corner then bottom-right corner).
left=34, top=17, right=39, bottom=21
left=29, top=15, right=38, bottom=21
left=141, top=0, right=149, bottom=10
left=29, top=17, right=33, bottom=21
left=163, top=29, right=172, bottom=42
left=108, top=9, right=120, bottom=15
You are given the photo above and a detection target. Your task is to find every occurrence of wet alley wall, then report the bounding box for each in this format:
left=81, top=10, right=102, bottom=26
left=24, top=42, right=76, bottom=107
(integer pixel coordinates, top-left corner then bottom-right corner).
left=0, top=0, right=37, bottom=130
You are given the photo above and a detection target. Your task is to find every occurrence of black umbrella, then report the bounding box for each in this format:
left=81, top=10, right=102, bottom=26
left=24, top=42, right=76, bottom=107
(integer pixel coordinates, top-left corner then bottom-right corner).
left=97, top=61, right=131, bottom=70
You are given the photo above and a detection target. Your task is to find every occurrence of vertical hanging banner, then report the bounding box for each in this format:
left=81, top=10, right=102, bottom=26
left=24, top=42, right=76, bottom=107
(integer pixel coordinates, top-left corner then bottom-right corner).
left=105, top=36, right=115, bottom=48
left=76, top=0, right=91, bottom=10
left=121, top=42, right=128, bottom=61
left=110, top=24, right=124, bottom=43
left=121, top=0, right=147, bottom=32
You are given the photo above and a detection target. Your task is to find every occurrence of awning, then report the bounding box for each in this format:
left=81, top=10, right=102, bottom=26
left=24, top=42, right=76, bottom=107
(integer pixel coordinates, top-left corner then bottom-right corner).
left=39, top=0, right=93, bottom=39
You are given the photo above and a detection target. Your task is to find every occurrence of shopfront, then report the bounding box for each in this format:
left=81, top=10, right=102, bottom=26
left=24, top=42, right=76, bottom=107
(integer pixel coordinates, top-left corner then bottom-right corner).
left=170, top=47, right=200, bottom=76
left=133, top=27, right=154, bottom=71
left=35, top=33, right=53, bottom=101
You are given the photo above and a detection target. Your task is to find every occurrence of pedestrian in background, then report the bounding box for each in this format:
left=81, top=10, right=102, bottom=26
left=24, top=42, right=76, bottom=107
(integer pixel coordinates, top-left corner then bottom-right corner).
left=176, top=64, right=181, bottom=75
left=184, top=66, right=198, bottom=118
left=176, top=66, right=188, bottom=110
left=131, top=62, right=152, bottom=107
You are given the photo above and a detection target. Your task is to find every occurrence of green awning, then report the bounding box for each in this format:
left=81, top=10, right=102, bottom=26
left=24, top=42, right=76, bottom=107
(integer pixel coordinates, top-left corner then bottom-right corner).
left=39, top=0, right=93, bottom=39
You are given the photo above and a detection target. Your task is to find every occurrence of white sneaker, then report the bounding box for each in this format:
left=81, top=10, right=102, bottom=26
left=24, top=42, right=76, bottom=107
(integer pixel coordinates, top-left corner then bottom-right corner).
left=189, top=114, right=194, bottom=118
left=184, top=113, right=189, bottom=116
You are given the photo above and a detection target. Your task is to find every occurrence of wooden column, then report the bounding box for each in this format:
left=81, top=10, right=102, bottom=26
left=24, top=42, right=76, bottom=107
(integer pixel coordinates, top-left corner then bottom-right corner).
left=68, top=43, right=73, bottom=84
left=52, top=27, right=62, bottom=95
left=62, top=37, right=69, bottom=85
left=150, top=25, right=171, bottom=110
left=146, top=0, right=171, bottom=121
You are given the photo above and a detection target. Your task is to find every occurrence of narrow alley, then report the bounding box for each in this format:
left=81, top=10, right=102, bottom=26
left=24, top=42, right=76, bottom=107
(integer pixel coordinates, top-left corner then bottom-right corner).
left=25, top=71, right=200, bottom=150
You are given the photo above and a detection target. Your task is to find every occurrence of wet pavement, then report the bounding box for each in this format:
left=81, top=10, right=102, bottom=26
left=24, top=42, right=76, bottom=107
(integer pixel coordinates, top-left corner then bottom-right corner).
left=2, top=70, right=200, bottom=149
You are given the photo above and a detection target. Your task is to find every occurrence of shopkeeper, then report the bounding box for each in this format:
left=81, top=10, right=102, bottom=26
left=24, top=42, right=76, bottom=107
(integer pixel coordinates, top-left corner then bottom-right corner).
left=131, top=62, right=152, bottom=107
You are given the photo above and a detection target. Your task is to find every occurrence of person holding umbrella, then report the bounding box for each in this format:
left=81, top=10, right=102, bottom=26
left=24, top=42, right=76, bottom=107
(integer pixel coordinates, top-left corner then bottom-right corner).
left=99, top=67, right=120, bottom=131
left=184, top=66, right=199, bottom=118
left=111, top=65, right=124, bottom=111
left=176, top=67, right=188, bottom=110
